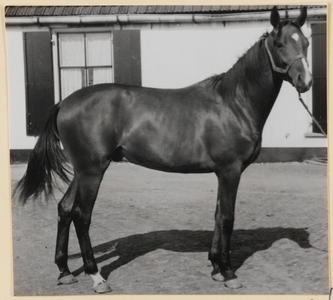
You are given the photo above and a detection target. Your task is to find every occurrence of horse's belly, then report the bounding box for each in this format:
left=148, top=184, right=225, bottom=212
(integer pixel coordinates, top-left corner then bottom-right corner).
left=121, top=139, right=215, bottom=174
left=125, top=155, right=215, bottom=173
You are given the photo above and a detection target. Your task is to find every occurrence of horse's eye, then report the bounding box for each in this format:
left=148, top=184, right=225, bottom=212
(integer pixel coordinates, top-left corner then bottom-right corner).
left=276, top=41, right=284, bottom=48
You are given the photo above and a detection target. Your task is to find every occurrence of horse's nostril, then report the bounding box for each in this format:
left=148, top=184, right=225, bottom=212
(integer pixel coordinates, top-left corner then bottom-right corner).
left=297, top=73, right=312, bottom=89
left=294, top=73, right=312, bottom=93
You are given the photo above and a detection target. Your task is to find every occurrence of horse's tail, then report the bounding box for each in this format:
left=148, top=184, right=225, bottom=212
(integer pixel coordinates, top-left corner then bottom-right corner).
left=15, top=103, right=72, bottom=204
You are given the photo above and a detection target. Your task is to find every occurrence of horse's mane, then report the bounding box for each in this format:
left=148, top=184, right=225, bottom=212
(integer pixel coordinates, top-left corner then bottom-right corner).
left=208, top=31, right=270, bottom=93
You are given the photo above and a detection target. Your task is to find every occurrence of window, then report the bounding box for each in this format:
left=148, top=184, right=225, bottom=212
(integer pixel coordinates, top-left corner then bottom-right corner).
left=23, top=30, right=141, bottom=135
left=58, top=32, right=113, bottom=99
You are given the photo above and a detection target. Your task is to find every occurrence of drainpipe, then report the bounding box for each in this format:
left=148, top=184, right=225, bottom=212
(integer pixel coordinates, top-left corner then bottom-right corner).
left=5, top=9, right=326, bottom=26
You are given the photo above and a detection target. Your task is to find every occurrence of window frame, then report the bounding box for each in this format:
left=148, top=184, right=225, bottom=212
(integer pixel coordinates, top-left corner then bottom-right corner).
left=52, top=28, right=115, bottom=102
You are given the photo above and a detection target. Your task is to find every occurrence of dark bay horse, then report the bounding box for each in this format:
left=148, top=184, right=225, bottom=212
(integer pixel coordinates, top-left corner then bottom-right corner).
left=16, top=6, right=312, bottom=293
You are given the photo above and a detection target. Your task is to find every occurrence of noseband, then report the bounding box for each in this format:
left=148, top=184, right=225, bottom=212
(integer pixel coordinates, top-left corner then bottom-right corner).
left=264, top=38, right=304, bottom=75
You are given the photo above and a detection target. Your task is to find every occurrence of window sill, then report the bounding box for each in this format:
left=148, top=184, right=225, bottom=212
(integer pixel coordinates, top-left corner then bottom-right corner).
left=304, top=133, right=327, bottom=138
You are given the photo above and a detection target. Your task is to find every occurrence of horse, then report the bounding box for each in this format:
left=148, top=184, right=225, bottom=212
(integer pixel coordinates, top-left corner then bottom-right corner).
left=15, top=6, right=312, bottom=293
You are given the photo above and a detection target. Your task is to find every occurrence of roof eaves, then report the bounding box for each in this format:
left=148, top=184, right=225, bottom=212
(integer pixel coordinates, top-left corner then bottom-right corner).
left=4, top=5, right=326, bottom=17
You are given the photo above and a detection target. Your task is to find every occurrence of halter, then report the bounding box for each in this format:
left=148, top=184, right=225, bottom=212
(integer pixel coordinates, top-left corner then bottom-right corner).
left=264, top=38, right=304, bottom=75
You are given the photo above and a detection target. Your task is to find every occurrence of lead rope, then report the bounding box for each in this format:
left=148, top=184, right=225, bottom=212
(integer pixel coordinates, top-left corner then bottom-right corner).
left=297, top=93, right=327, bottom=137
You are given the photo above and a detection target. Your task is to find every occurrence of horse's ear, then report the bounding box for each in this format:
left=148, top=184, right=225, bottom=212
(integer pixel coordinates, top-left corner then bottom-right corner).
left=295, top=6, right=307, bottom=27
left=270, top=6, right=280, bottom=28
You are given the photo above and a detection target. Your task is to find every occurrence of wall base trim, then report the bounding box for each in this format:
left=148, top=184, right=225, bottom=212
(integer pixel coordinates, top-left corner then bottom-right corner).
left=255, top=147, right=327, bottom=163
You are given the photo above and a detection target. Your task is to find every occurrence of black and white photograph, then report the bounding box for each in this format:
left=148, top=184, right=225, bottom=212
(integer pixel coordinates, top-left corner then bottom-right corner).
left=5, top=3, right=329, bottom=296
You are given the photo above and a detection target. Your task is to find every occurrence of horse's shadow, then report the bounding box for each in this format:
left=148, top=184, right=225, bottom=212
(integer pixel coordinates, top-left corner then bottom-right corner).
left=69, top=227, right=311, bottom=279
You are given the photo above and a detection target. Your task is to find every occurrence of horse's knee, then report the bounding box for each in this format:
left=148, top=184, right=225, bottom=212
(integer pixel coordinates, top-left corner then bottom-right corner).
left=221, top=215, right=235, bottom=234
left=216, top=215, right=234, bottom=232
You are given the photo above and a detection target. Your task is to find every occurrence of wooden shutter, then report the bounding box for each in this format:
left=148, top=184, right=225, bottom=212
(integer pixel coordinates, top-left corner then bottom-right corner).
left=311, top=23, right=327, bottom=134
left=24, top=32, right=54, bottom=136
left=113, top=30, right=141, bottom=86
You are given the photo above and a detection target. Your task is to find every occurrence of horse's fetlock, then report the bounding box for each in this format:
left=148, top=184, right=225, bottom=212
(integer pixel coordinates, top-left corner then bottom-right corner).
left=221, top=251, right=231, bottom=262
left=57, top=269, right=71, bottom=280
left=222, top=269, right=236, bottom=280
left=208, top=248, right=221, bottom=267
left=209, top=247, right=220, bottom=258
left=55, top=250, right=67, bottom=264
left=84, top=261, right=98, bottom=275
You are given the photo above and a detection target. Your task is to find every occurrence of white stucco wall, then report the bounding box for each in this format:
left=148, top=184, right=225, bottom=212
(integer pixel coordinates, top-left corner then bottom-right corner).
left=6, top=21, right=326, bottom=150
left=6, top=28, right=39, bottom=149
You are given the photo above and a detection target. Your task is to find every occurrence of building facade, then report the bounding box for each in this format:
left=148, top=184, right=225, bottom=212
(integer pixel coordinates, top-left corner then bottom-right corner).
left=5, top=5, right=327, bottom=162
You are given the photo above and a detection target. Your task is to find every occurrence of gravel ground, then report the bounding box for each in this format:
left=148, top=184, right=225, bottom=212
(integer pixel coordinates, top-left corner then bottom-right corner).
left=11, top=161, right=328, bottom=295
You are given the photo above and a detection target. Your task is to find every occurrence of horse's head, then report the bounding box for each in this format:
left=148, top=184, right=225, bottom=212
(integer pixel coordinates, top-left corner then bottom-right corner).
left=265, top=6, right=312, bottom=93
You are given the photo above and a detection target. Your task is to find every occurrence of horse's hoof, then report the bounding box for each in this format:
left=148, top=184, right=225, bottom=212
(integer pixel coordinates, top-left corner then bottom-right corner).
left=224, top=278, right=243, bottom=289
left=211, top=270, right=224, bottom=282
left=93, top=281, right=112, bottom=294
left=57, top=274, right=78, bottom=285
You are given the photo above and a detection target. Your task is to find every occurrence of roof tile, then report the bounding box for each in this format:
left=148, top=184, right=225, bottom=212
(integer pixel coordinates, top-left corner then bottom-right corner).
left=5, top=5, right=325, bottom=17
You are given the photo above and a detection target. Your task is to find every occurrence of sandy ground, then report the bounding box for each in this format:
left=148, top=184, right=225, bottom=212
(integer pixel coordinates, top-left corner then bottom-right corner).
left=11, top=162, right=328, bottom=296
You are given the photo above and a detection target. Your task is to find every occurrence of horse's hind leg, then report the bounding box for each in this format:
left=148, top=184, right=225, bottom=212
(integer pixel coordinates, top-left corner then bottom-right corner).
left=71, top=163, right=112, bottom=293
left=55, top=176, right=78, bottom=285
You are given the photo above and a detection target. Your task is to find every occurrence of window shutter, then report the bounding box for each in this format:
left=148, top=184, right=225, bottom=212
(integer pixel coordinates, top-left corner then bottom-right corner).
left=24, top=32, right=54, bottom=136
left=311, top=23, right=327, bottom=134
left=113, top=30, right=141, bottom=86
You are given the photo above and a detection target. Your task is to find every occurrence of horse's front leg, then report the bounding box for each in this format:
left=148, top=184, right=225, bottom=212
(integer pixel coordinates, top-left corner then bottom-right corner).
left=209, top=164, right=242, bottom=289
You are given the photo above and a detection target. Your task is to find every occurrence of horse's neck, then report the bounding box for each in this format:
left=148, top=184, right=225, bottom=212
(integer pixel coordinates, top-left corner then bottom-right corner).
left=224, top=39, right=283, bottom=131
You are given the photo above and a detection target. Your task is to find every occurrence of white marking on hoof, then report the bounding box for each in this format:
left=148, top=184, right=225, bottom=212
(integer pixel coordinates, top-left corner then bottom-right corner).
left=224, top=278, right=243, bottom=289
left=90, top=272, right=112, bottom=293
left=93, top=282, right=112, bottom=294
left=93, top=282, right=112, bottom=293
left=90, top=272, right=105, bottom=286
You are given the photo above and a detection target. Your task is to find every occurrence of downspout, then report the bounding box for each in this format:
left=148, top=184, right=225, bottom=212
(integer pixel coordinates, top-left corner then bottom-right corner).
left=5, top=8, right=326, bottom=26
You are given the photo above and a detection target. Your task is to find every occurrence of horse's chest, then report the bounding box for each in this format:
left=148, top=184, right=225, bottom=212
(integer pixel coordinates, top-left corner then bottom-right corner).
left=204, top=119, right=261, bottom=165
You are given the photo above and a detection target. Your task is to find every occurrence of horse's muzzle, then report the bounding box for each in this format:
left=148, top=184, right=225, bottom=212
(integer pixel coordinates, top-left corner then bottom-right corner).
left=294, top=73, right=313, bottom=93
